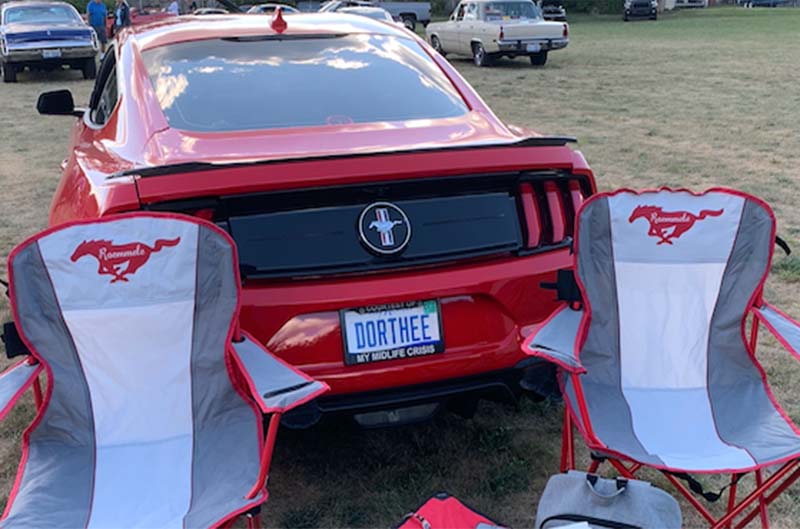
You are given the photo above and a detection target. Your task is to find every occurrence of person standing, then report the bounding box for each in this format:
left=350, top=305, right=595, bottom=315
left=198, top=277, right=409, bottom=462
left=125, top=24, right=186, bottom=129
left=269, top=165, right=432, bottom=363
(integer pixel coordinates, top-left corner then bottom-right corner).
left=86, top=0, right=108, bottom=58
left=113, top=0, right=132, bottom=34
left=166, top=0, right=180, bottom=14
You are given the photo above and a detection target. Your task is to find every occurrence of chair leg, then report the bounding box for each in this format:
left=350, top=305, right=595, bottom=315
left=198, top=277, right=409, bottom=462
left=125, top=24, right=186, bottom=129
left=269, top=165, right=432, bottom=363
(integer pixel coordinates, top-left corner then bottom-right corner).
left=246, top=511, right=262, bottom=529
left=32, top=375, right=43, bottom=410
left=724, top=474, right=738, bottom=529
left=560, top=409, right=574, bottom=473
left=755, top=469, right=770, bottom=529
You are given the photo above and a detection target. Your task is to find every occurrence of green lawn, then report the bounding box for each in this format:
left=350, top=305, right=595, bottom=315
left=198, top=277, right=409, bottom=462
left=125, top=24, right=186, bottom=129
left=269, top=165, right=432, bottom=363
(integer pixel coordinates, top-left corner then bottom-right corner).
left=1, top=6, right=800, bottom=528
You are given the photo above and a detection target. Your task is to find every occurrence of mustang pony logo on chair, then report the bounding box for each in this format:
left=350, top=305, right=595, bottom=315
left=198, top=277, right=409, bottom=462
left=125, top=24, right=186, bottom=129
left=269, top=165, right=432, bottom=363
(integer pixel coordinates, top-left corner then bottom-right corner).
left=70, top=238, right=181, bottom=283
left=629, top=205, right=723, bottom=245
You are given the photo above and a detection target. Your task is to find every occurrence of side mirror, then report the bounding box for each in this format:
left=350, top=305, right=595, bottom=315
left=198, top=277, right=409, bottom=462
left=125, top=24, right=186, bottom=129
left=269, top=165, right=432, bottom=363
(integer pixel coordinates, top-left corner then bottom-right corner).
left=37, top=90, right=85, bottom=118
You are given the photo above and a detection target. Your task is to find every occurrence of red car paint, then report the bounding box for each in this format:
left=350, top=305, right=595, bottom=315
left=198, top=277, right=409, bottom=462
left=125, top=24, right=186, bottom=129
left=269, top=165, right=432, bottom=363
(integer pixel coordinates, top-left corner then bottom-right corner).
left=47, top=14, right=595, bottom=402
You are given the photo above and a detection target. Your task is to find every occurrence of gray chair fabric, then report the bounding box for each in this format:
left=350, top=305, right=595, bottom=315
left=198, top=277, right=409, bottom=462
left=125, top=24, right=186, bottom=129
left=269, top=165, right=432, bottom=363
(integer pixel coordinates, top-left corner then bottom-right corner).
left=525, top=189, right=800, bottom=473
left=2, top=214, right=325, bottom=528
left=0, top=361, right=41, bottom=419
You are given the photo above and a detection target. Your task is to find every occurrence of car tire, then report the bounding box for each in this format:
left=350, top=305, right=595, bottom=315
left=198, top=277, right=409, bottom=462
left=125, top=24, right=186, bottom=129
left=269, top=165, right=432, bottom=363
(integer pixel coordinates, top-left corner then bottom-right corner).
left=529, top=50, right=548, bottom=66
left=401, top=15, right=416, bottom=32
left=82, top=57, right=97, bottom=80
left=2, top=63, right=17, bottom=83
left=472, top=42, right=492, bottom=67
left=430, top=35, right=446, bottom=57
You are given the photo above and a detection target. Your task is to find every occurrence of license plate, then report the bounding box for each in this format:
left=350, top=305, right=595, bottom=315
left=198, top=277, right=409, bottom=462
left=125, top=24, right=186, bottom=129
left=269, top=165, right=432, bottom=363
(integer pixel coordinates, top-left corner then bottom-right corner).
left=341, top=300, right=444, bottom=365
left=526, top=43, right=541, bottom=52
left=42, top=49, right=62, bottom=59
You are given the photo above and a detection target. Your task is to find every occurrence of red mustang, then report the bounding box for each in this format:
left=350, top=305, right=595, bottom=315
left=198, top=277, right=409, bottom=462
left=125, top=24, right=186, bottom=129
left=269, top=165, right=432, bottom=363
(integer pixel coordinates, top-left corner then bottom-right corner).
left=36, top=11, right=595, bottom=427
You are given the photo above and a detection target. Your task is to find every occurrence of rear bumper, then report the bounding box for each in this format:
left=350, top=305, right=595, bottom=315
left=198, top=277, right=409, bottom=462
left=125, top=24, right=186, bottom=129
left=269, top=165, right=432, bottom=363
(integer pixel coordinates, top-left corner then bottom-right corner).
left=496, top=38, right=568, bottom=53
left=284, top=359, right=559, bottom=427
left=241, top=246, right=572, bottom=397
left=2, top=45, right=96, bottom=64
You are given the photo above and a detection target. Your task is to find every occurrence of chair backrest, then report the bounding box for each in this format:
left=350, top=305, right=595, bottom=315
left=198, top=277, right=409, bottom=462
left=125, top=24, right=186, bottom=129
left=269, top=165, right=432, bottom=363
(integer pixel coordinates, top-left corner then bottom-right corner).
left=7, top=214, right=259, bottom=527
left=575, top=188, right=774, bottom=392
left=569, top=189, right=790, bottom=470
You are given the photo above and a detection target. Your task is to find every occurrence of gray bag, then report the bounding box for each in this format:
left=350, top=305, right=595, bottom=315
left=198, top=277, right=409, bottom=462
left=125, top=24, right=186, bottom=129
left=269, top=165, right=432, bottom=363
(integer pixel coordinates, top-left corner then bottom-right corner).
left=535, top=471, right=682, bottom=529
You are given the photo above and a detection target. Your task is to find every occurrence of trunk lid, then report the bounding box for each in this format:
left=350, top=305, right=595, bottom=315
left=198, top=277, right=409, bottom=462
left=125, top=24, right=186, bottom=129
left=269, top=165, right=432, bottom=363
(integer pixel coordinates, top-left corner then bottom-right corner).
left=496, top=20, right=565, bottom=40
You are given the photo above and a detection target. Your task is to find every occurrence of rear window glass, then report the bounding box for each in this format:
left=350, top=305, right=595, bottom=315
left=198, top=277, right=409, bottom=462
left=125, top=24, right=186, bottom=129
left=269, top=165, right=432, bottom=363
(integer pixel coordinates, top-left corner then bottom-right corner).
left=4, top=4, right=81, bottom=24
left=141, top=34, right=468, bottom=132
left=483, top=2, right=542, bottom=20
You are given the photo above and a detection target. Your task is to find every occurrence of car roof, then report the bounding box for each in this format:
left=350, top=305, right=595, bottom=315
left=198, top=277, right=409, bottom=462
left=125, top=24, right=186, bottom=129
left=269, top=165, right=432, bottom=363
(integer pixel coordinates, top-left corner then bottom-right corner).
left=129, top=12, right=411, bottom=50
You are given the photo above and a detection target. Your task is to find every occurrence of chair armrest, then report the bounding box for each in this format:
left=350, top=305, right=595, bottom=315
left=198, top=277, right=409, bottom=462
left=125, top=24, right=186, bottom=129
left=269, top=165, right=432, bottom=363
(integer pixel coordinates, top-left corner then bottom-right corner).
left=753, top=303, right=800, bottom=361
left=230, top=332, right=329, bottom=414
left=521, top=304, right=586, bottom=374
left=0, top=360, right=42, bottom=421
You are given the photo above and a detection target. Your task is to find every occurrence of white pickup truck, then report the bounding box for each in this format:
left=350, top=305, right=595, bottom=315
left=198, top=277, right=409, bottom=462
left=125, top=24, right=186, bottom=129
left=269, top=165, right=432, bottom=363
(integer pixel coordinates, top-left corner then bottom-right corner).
left=426, top=0, right=568, bottom=67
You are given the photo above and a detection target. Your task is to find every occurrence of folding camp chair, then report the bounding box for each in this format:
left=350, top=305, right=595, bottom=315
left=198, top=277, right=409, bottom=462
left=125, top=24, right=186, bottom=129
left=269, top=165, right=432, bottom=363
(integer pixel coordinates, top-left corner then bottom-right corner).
left=0, top=213, right=328, bottom=528
left=524, top=188, right=800, bottom=529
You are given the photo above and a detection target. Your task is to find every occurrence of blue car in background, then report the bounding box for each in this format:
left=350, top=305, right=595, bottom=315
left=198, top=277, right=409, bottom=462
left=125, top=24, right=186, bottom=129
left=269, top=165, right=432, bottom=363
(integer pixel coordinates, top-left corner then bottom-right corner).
left=0, top=1, right=98, bottom=82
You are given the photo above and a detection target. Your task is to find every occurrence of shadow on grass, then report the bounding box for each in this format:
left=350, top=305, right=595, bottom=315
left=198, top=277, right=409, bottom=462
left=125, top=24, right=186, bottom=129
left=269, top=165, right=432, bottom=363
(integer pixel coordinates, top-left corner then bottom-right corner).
left=266, top=397, right=563, bottom=528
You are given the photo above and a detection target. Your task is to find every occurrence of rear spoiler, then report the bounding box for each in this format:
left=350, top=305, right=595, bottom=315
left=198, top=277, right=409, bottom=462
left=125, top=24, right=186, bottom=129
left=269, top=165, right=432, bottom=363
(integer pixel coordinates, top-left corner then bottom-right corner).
left=108, top=136, right=578, bottom=180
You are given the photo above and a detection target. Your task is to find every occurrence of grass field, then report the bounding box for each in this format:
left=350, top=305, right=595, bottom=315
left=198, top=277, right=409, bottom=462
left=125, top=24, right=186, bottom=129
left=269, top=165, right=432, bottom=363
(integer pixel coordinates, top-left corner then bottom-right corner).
left=2, top=6, right=800, bottom=527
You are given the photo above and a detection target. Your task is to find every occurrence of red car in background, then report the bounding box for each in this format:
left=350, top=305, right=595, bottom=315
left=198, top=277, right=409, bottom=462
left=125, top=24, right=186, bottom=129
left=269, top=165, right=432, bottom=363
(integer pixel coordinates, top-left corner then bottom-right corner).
left=36, top=12, right=595, bottom=427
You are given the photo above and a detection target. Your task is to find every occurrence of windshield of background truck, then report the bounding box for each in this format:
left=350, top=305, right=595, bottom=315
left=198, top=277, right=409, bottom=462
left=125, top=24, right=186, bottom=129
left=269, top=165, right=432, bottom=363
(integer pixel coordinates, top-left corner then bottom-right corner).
left=4, top=4, right=81, bottom=24
left=482, top=1, right=542, bottom=20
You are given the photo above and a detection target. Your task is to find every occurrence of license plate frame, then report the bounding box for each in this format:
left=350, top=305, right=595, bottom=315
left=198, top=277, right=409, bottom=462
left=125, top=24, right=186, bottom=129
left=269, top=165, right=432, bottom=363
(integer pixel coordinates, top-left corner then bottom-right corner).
left=340, top=300, right=445, bottom=366
left=42, top=49, right=62, bottom=59
left=526, top=43, right=541, bottom=53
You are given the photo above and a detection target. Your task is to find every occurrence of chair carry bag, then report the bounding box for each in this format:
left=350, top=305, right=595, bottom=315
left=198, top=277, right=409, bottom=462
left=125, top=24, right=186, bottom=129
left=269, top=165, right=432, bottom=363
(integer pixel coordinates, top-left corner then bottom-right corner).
left=535, top=471, right=681, bottom=529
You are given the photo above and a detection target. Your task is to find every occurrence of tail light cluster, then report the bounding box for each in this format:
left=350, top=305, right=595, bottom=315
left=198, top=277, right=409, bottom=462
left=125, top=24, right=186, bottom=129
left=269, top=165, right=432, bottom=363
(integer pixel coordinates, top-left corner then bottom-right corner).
left=518, top=178, right=588, bottom=249
left=563, top=24, right=569, bottom=38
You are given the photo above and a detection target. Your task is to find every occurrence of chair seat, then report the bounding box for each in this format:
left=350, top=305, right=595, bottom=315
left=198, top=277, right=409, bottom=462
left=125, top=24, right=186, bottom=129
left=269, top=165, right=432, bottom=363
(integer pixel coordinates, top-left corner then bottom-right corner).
left=3, top=421, right=262, bottom=528
left=574, top=379, right=800, bottom=473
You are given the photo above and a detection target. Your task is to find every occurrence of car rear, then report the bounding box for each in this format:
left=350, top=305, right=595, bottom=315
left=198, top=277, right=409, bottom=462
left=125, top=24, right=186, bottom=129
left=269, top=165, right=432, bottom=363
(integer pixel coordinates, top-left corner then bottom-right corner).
left=106, top=15, right=596, bottom=426
left=0, top=2, right=98, bottom=81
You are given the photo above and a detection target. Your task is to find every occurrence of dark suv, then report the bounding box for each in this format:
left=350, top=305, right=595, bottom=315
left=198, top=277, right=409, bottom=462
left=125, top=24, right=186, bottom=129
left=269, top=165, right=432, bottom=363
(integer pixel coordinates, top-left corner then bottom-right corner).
left=624, top=0, right=657, bottom=20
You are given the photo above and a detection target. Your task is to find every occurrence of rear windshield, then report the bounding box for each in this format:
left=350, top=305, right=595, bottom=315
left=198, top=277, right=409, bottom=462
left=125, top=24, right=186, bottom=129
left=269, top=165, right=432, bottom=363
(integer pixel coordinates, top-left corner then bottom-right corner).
left=141, top=34, right=468, bottom=132
left=4, top=4, right=81, bottom=24
left=483, top=2, right=542, bottom=20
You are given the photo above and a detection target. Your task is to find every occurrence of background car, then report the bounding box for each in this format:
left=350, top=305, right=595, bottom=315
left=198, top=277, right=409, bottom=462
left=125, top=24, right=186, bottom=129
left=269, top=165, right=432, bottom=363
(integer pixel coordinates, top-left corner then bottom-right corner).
left=539, top=0, right=566, bottom=20
left=0, top=0, right=98, bottom=82
left=338, top=5, right=396, bottom=23
left=36, top=12, right=594, bottom=429
left=623, top=0, right=657, bottom=19
left=193, top=7, right=230, bottom=14
left=318, top=0, right=429, bottom=30
left=247, top=3, right=301, bottom=13
left=426, top=0, right=569, bottom=67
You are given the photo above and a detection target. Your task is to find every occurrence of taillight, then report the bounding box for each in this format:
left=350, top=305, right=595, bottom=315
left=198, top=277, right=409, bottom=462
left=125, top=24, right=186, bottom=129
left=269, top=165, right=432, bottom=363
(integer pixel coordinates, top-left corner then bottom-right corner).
left=544, top=181, right=566, bottom=243
left=499, top=26, right=504, bottom=41
left=520, top=179, right=587, bottom=249
left=563, top=24, right=569, bottom=38
left=519, top=183, right=542, bottom=248
left=567, top=180, right=584, bottom=233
